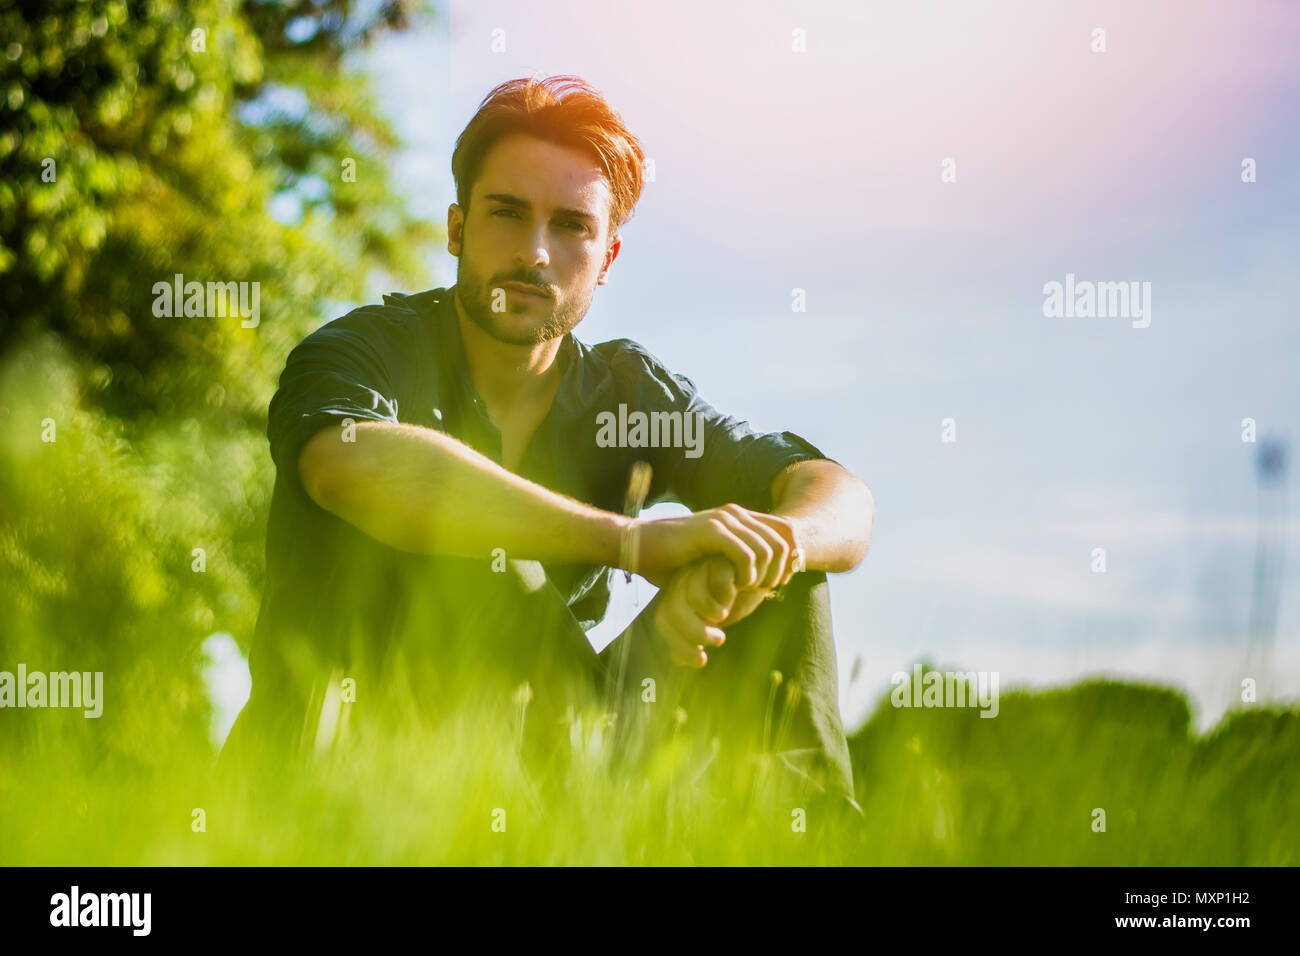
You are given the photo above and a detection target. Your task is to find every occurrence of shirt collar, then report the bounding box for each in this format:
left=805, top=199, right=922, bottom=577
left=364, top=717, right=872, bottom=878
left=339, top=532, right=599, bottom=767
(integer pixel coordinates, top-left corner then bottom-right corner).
left=388, top=286, right=614, bottom=425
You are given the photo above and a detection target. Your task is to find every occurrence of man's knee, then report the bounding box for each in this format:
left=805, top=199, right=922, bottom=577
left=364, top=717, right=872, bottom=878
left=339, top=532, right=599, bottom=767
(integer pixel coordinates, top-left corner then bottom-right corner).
left=704, top=569, right=831, bottom=687
left=694, top=570, right=854, bottom=797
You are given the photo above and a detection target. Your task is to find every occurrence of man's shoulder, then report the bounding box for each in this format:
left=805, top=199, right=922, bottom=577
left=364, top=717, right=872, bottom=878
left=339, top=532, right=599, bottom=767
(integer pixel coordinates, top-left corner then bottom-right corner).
left=589, top=336, right=681, bottom=380
left=585, top=336, right=702, bottom=403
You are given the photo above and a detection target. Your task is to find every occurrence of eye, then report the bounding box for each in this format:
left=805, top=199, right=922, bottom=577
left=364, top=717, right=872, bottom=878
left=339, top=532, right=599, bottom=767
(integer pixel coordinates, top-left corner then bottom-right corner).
left=561, top=221, right=588, bottom=234
left=492, top=208, right=520, bottom=219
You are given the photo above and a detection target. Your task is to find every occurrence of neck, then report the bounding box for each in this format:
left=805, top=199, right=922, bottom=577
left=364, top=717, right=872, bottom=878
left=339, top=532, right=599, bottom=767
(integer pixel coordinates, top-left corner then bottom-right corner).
left=453, top=291, right=566, bottom=415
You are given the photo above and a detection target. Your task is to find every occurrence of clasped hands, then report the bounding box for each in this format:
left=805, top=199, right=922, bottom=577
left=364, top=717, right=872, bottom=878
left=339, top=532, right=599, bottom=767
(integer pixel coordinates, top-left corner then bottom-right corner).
left=626, top=503, right=804, bottom=669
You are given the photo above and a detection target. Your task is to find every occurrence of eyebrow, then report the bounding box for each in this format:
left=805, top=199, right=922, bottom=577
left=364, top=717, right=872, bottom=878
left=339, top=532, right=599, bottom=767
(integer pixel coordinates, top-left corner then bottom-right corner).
left=482, top=193, right=599, bottom=225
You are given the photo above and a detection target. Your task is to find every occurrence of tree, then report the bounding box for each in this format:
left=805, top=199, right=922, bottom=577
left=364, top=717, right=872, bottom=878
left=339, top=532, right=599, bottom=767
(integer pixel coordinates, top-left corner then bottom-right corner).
left=0, top=0, right=440, bottom=759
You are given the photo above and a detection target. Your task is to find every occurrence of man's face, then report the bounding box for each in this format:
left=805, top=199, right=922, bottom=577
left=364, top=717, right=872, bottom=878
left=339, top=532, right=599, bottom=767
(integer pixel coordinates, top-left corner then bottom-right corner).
left=449, top=133, right=621, bottom=346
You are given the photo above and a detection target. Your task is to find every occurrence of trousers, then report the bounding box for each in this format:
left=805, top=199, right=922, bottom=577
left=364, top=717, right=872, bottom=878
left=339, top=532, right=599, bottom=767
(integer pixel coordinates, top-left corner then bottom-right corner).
left=220, top=557, right=858, bottom=815
left=595, top=566, right=859, bottom=813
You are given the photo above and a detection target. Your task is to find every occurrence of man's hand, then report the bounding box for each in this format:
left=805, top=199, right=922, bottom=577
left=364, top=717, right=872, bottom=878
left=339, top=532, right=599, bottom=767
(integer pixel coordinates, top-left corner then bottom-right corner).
left=697, top=556, right=775, bottom=629
left=652, top=559, right=729, bottom=669
left=632, top=503, right=801, bottom=591
left=651, top=553, right=798, bottom=669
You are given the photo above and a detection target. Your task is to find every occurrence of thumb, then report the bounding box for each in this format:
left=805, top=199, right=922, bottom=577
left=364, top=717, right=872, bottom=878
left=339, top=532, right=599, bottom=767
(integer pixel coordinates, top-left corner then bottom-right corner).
left=706, top=556, right=738, bottom=609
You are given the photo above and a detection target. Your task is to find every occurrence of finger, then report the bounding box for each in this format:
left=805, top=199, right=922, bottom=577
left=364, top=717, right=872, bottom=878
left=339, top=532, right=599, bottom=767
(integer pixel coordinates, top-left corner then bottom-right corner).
left=671, top=644, right=707, bottom=669
left=705, top=557, right=739, bottom=609
left=718, top=511, right=778, bottom=588
left=747, top=510, right=797, bottom=544
left=729, top=512, right=791, bottom=589
left=684, top=562, right=729, bottom=623
left=743, top=512, right=800, bottom=585
left=663, top=601, right=725, bottom=669
left=665, top=595, right=726, bottom=649
left=661, top=612, right=703, bottom=667
left=662, top=600, right=706, bottom=665
left=674, top=629, right=722, bottom=668
left=699, top=519, right=759, bottom=588
left=667, top=631, right=708, bottom=669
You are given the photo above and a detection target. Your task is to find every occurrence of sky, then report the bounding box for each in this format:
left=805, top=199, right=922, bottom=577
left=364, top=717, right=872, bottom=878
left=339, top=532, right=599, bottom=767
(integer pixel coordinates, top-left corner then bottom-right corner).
left=318, top=0, right=1300, bottom=734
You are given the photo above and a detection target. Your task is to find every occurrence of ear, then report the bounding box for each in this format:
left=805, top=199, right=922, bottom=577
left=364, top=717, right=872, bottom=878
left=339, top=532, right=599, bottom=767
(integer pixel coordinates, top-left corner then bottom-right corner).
left=596, top=234, right=622, bottom=285
left=447, top=203, right=464, bottom=256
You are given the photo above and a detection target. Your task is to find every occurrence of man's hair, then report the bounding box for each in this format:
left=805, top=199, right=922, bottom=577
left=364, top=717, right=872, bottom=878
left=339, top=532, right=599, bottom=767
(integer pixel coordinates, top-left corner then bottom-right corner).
left=452, top=75, right=646, bottom=237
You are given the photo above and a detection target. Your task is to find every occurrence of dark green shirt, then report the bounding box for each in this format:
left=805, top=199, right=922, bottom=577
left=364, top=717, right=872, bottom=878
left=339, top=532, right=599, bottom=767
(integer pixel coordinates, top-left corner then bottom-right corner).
left=247, top=285, right=833, bottom=722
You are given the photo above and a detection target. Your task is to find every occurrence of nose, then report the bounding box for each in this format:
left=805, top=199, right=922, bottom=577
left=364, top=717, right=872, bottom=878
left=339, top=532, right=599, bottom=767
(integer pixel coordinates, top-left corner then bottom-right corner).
left=515, top=223, right=550, bottom=270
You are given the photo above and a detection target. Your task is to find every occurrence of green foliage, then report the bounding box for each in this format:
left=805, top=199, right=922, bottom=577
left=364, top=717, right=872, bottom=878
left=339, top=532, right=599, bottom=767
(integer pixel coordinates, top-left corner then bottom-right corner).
left=1, top=0, right=437, bottom=417
left=850, top=679, right=1300, bottom=864
left=0, top=334, right=267, bottom=765
left=1, top=0, right=439, bottom=755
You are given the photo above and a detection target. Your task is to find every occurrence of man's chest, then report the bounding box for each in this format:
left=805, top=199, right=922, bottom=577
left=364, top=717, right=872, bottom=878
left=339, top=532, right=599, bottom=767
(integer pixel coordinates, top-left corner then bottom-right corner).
left=497, top=411, right=548, bottom=473
left=407, top=372, right=573, bottom=488
left=473, top=376, right=562, bottom=472
left=407, top=352, right=640, bottom=518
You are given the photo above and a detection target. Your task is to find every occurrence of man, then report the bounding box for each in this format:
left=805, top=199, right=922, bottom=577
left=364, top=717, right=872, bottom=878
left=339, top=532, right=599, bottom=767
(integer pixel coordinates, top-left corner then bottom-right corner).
left=220, top=75, right=874, bottom=814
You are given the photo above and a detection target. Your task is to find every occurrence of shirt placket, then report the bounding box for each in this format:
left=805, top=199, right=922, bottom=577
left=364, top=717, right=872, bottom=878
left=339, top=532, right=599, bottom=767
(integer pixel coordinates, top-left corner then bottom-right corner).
left=466, top=392, right=503, bottom=465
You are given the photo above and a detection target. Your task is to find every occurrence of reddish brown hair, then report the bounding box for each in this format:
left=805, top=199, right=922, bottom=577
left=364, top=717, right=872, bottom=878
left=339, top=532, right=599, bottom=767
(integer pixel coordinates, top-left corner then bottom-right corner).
left=452, top=75, right=646, bottom=237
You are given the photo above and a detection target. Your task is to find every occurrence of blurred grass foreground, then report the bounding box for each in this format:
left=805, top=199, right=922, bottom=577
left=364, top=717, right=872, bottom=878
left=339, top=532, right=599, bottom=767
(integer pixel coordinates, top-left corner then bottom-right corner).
left=3, top=670, right=1297, bottom=865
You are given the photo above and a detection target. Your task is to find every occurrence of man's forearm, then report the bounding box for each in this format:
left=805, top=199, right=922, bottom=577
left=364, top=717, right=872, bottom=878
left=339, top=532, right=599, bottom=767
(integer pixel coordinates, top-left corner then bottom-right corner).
left=300, top=420, right=626, bottom=565
left=770, top=459, right=874, bottom=574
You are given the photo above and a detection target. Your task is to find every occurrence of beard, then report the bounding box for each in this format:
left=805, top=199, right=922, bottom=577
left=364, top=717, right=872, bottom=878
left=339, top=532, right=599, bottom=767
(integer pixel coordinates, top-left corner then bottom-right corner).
left=455, top=256, right=593, bottom=347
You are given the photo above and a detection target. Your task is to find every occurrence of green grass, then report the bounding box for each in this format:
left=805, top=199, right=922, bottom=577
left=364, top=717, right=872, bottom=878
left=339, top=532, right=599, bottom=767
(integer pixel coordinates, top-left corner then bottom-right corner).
left=3, top=677, right=1295, bottom=865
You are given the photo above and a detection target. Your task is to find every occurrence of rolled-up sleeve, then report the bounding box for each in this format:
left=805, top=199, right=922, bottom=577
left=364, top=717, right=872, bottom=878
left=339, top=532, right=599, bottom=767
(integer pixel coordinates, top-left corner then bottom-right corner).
left=266, top=314, right=403, bottom=496
left=623, top=348, right=837, bottom=513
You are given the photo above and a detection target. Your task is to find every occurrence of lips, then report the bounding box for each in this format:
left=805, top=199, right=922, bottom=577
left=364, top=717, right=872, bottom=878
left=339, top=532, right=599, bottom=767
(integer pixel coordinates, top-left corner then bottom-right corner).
left=501, top=281, right=550, bottom=299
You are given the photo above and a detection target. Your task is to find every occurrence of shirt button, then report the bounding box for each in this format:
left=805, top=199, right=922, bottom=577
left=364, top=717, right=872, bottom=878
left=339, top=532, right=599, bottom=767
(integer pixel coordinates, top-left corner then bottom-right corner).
left=432, top=407, right=443, bottom=422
